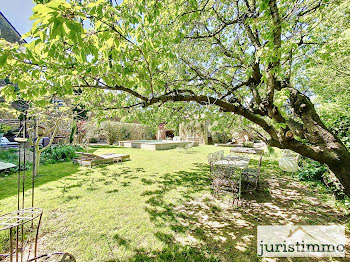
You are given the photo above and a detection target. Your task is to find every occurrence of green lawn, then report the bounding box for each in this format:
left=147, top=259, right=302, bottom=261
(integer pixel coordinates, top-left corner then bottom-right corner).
left=0, top=145, right=348, bottom=261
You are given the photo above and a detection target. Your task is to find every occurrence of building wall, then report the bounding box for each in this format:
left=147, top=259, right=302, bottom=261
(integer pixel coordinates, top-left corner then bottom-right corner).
left=0, top=12, right=22, bottom=43
left=0, top=12, right=23, bottom=105
left=179, top=121, right=210, bottom=144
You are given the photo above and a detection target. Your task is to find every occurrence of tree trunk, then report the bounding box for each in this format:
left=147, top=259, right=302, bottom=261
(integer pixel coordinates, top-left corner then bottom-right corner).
left=276, top=131, right=350, bottom=196
left=280, top=87, right=350, bottom=195
left=133, top=91, right=350, bottom=195
left=34, top=143, right=41, bottom=177
left=35, top=152, right=40, bottom=177
left=324, top=148, right=350, bottom=196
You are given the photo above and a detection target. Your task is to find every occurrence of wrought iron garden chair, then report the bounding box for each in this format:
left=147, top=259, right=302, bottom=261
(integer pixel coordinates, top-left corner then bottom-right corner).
left=278, top=149, right=300, bottom=172
left=208, top=151, right=224, bottom=165
left=241, top=153, right=263, bottom=192
left=216, top=150, right=224, bottom=161
left=0, top=208, right=76, bottom=262
left=208, top=150, right=224, bottom=173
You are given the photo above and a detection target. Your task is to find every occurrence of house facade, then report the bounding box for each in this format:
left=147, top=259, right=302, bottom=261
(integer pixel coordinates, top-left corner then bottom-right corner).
left=0, top=12, right=24, bottom=114
left=0, top=12, right=23, bottom=43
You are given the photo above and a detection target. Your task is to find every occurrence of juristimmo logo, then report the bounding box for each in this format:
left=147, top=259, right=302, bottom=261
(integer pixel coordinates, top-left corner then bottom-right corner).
left=257, top=225, right=345, bottom=257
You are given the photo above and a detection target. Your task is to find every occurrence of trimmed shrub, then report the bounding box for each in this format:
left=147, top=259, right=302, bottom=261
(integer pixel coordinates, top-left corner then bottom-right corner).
left=121, top=126, right=131, bottom=140
left=211, top=131, right=231, bottom=143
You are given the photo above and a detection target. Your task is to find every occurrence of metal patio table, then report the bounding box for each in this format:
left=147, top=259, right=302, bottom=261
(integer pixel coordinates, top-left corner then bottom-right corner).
left=213, top=156, right=250, bottom=200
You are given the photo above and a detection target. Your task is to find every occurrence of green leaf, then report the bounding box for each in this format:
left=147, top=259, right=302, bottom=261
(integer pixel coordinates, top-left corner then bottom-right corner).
left=0, top=53, right=8, bottom=66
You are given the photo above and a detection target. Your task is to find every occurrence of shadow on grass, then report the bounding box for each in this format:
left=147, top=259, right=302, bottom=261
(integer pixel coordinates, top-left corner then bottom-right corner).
left=0, top=162, right=80, bottom=201
left=115, top=160, right=348, bottom=261
left=51, top=165, right=138, bottom=198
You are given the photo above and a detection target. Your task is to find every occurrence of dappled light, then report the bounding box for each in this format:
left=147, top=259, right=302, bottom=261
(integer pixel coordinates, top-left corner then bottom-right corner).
left=1, top=0, right=350, bottom=261
left=0, top=145, right=349, bottom=261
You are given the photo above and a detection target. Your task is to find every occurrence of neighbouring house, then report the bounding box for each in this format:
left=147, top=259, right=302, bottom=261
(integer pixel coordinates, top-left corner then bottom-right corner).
left=0, top=12, right=26, bottom=142
left=0, top=12, right=25, bottom=105
left=0, top=12, right=24, bottom=43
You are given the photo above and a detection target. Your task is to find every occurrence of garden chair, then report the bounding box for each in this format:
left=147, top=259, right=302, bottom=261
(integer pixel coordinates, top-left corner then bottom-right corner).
left=208, top=150, right=225, bottom=173
left=241, top=153, right=263, bottom=192
left=279, top=149, right=300, bottom=172
left=216, top=150, right=224, bottom=161
left=211, top=150, right=224, bottom=162
left=207, top=152, right=215, bottom=165
left=0, top=208, right=76, bottom=262
left=183, top=142, right=195, bottom=151
left=210, top=162, right=241, bottom=202
left=0, top=208, right=43, bottom=262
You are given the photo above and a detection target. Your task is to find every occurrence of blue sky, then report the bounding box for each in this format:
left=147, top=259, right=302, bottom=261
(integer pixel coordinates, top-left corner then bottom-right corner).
left=1, top=0, right=36, bottom=36
left=1, top=1, right=123, bottom=38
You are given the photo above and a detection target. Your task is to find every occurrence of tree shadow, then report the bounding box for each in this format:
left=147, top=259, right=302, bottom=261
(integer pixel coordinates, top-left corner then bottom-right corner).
left=0, top=162, right=80, bottom=201
left=125, top=161, right=349, bottom=261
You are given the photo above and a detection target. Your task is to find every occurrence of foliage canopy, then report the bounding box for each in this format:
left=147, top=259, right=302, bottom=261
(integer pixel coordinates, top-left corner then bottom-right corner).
left=1, top=0, right=350, bottom=192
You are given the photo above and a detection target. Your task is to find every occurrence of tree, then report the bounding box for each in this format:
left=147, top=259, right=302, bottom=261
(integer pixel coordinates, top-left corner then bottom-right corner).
left=0, top=0, right=349, bottom=194
left=302, top=1, right=350, bottom=148
left=30, top=114, right=62, bottom=177
left=25, top=97, right=72, bottom=177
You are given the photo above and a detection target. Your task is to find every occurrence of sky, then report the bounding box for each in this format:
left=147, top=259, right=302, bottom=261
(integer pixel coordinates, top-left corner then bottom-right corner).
left=0, top=0, right=123, bottom=39
left=0, top=0, right=36, bottom=37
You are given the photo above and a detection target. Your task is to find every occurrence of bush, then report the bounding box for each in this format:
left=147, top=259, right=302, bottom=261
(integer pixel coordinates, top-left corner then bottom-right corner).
left=298, top=159, right=328, bottom=181
left=41, top=145, right=77, bottom=163
left=121, top=126, right=131, bottom=140
left=69, top=122, right=77, bottom=144
left=0, top=148, right=18, bottom=164
left=100, top=121, right=154, bottom=144
left=0, top=124, right=13, bottom=134
left=211, top=131, right=231, bottom=143
left=243, top=141, right=254, bottom=148
left=0, top=148, right=31, bottom=173
left=89, top=137, right=98, bottom=143
left=267, top=146, right=275, bottom=156
left=102, top=122, right=119, bottom=145
left=330, top=115, right=350, bottom=149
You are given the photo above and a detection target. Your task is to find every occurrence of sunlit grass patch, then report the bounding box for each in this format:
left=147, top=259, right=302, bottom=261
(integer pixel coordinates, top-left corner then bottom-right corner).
left=0, top=145, right=348, bottom=261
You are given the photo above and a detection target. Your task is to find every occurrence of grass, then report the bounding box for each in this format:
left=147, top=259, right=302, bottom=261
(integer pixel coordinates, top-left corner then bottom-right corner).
left=0, top=145, right=349, bottom=261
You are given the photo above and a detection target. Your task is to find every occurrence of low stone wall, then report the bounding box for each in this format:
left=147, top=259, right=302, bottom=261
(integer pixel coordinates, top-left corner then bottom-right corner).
left=119, top=140, right=199, bottom=151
